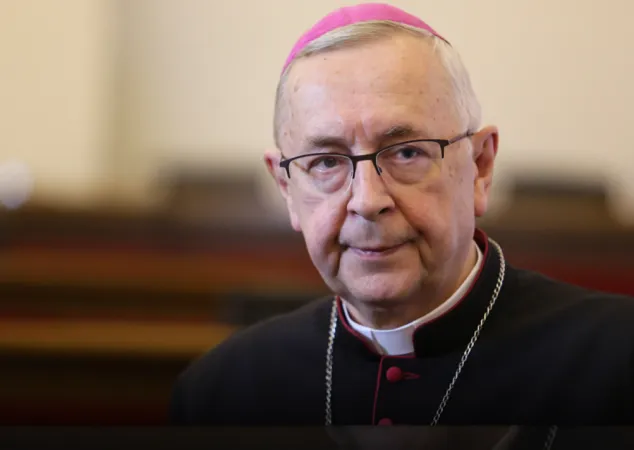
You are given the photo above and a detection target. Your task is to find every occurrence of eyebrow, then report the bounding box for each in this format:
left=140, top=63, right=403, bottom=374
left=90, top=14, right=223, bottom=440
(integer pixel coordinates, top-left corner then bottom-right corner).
left=304, top=124, right=428, bottom=153
left=305, top=135, right=348, bottom=152
left=382, top=125, right=417, bottom=140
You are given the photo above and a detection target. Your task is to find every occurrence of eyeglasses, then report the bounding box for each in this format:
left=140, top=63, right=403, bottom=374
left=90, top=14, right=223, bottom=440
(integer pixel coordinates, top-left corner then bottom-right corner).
left=279, top=131, right=473, bottom=196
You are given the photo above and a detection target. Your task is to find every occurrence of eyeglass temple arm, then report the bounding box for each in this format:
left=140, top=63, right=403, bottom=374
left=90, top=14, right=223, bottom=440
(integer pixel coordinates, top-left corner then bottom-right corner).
left=447, top=130, right=474, bottom=145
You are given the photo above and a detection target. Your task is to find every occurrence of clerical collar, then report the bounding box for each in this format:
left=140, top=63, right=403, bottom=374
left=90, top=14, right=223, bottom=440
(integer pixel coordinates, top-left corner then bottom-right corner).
left=341, top=240, right=484, bottom=356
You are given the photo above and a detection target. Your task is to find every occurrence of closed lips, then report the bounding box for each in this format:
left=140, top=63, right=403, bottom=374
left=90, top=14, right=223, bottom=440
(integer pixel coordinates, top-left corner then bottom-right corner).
left=356, top=245, right=398, bottom=252
left=349, top=241, right=410, bottom=253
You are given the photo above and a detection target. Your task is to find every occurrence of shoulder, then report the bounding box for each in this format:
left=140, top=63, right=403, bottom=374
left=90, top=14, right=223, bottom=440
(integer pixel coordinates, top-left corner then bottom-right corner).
left=510, top=264, right=634, bottom=304
left=169, top=296, right=334, bottom=423
left=203, top=294, right=333, bottom=359
left=505, top=264, right=634, bottom=330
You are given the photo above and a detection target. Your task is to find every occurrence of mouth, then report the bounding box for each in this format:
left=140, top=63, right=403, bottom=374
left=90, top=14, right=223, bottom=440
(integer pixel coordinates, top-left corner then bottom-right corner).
left=346, top=241, right=410, bottom=257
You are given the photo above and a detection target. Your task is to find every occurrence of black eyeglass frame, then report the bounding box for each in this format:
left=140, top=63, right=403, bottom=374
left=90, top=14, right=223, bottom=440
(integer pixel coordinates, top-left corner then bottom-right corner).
left=279, top=131, right=474, bottom=179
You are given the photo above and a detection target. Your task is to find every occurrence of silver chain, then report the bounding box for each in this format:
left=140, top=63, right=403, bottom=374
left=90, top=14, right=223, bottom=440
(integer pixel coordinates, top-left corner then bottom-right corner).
left=325, top=294, right=338, bottom=426
left=323, top=238, right=558, bottom=447
left=430, top=238, right=505, bottom=425
left=543, top=425, right=558, bottom=450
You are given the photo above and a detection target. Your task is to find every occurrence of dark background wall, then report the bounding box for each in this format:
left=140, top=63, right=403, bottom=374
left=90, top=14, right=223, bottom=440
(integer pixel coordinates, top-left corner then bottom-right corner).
left=1, top=176, right=632, bottom=425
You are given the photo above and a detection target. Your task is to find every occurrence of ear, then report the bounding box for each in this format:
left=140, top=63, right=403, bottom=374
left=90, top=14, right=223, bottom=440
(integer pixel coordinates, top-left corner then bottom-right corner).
left=472, top=125, right=499, bottom=217
left=263, top=148, right=302, bottom=232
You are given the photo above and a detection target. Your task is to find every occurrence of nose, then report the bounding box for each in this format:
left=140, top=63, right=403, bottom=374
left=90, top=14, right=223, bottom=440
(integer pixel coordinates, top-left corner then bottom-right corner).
left=346, top=158, right=395, bottom=220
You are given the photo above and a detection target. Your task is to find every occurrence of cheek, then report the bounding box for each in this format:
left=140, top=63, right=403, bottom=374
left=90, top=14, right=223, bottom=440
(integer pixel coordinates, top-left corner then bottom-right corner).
left=295, top=194, right=347, bottom=273
left=428, top=164, right=476, bottom=253
left=394, top=168, right=473, bottom=251
left=448, top=164, right=477, bottom=219
left=394, top=181, right=449, bottom=235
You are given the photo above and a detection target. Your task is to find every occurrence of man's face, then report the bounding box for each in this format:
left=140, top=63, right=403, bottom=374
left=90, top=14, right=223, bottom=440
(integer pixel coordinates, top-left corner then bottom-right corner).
left=267, top=34, right=497, bottom=309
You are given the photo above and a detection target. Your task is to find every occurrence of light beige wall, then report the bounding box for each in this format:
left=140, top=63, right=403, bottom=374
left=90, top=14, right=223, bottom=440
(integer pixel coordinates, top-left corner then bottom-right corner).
left=2, top=0, right=633, bottom=220
left=120, top=0, right=634, bottom=221
left=0, top=0, right=117, bottom=208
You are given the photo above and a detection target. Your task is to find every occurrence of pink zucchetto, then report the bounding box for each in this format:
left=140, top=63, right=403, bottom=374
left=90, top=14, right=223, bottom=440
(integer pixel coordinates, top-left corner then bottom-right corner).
left=282, top=2, right=449, bottom=74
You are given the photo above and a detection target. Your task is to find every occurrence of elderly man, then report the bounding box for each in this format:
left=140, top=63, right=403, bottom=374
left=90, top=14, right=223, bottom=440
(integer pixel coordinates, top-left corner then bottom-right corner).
left=170, top=2, right=634, bottom=436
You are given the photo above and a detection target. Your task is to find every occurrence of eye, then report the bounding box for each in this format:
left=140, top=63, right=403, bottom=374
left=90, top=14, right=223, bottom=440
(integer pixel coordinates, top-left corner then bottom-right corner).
left=307, top=155, right=346, bottom=172
left=395, top=146, right=424, bottom=159
left=388, top=144, right=431, bottom=161
left=315, top=156, right=339, bottom=168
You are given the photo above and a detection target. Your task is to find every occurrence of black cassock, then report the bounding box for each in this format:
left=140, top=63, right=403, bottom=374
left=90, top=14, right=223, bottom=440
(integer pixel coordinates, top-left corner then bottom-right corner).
left=170, top=230, right=634, bottom=448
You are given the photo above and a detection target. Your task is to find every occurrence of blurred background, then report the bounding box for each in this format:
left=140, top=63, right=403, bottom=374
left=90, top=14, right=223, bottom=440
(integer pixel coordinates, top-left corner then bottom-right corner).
left=1, top=0, right=633, bottom=425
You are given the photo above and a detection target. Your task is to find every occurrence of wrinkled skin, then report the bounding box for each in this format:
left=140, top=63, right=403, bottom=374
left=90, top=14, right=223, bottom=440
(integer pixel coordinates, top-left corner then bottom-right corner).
left=265, top=34, right=498, bottom=329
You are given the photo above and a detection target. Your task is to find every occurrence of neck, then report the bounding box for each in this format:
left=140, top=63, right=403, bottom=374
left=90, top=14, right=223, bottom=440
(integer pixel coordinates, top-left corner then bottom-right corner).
left=344, top=241, right=479, bottom=330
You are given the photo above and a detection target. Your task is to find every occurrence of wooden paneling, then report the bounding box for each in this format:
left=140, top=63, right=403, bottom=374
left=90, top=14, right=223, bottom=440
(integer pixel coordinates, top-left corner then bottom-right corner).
left=1, top=186, right=633, bottom=425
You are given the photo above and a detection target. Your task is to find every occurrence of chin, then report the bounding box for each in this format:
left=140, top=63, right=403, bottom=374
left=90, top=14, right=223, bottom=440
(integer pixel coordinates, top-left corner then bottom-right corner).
left=343, top=272, right=422, bottom=304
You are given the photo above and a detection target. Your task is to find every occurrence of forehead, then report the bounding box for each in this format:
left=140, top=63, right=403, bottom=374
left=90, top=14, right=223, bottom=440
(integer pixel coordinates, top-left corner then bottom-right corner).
left=282, top=34, right=459, bottom=147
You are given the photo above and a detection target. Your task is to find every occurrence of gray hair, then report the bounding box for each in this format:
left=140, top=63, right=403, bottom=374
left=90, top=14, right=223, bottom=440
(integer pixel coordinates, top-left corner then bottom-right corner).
left=273, top=20, right=482, bottom=148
